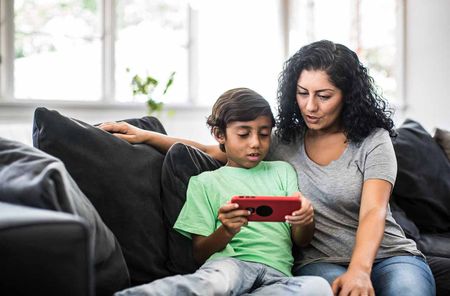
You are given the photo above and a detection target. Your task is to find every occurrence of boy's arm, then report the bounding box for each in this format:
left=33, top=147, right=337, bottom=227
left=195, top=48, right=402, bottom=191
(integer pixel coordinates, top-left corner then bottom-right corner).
left=192, top=203, right=250, bottom=265
left=98, top=121, right=227, bottom=162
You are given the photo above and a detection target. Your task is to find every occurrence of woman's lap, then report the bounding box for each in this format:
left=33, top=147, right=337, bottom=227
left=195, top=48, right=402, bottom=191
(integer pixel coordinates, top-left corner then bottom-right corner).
left=293, top=255, right=436, bottom=296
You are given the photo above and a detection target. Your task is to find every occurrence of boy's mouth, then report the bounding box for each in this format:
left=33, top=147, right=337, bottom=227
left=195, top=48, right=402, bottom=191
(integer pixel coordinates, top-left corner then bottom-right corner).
left=247, top=153, right=261, bottom=161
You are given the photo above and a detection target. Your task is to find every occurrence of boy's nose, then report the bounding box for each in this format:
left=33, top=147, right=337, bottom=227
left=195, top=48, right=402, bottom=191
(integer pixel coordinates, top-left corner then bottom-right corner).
left=249, top=135, right=260, bottom=148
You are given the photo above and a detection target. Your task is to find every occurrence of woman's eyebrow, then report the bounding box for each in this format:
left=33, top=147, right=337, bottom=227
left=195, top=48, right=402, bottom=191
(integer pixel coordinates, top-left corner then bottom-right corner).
left=297, top=84, right=335, bottom=92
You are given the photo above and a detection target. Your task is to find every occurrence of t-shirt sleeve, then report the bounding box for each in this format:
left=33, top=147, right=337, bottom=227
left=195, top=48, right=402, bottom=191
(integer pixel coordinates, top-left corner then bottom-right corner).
left=364, top=130, right=397, bottom=186
left=173, top=176, right=217, bottom=239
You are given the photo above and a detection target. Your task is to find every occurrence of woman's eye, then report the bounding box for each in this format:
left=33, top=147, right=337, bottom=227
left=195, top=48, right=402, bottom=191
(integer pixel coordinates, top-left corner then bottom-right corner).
left=318, top=95, right=331, bottom=100
left=259, top=133, right=269, bottom=137
left=297, top=92, right=308, bottom=96
left=238, top=134, right=249, bottom=138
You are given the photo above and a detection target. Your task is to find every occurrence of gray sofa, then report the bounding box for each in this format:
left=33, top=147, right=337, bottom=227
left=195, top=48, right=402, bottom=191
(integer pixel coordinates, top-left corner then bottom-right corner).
left=0, top=108, right=449, bottom=295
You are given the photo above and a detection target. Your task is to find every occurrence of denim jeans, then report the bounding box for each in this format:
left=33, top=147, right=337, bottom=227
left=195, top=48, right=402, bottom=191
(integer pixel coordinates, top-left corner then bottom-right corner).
left=115, top=257, right=332, bottom=296
left=294, top=255, right=436, bottom=296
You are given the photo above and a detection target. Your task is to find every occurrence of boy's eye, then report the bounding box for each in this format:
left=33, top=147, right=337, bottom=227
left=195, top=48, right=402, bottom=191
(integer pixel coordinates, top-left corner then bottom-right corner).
left=238, top=133, right=249, bottom=137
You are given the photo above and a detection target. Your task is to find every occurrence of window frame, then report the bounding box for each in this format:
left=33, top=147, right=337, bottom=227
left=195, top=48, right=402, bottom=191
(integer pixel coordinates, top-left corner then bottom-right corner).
left=0, top=0, right=405, bottom=112
left=0, top=0, right=195, bottom=107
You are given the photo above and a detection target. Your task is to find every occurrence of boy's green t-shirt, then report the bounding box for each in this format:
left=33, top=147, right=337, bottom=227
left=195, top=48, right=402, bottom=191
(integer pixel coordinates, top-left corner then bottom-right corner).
left=174, top=161, right=299, bottom=276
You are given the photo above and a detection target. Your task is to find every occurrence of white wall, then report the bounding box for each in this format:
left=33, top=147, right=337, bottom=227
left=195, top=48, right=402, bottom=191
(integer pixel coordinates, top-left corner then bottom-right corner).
left=402, top=0, right=450, bottom=132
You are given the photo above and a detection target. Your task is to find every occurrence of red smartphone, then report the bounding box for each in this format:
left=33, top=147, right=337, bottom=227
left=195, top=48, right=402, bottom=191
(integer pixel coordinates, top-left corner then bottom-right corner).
left=230, top=195, right=301, bottom=222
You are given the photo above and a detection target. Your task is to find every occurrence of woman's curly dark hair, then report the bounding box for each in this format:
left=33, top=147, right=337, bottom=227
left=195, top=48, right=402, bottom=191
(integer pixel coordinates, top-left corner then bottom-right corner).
left=275, top=40, right=396, bottom=144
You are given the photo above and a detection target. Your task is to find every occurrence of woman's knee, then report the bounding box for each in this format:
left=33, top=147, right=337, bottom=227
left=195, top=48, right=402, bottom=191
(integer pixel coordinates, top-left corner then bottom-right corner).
left=371, top=256, right=436, bottom=296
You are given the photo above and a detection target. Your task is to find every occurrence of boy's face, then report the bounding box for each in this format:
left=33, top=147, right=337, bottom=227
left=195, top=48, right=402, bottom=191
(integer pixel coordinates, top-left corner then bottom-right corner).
left=218, top=115, right=272, bottom=169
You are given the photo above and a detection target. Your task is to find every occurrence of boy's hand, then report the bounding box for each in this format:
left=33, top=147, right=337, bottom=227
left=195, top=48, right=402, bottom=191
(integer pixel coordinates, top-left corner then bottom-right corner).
left=285, top=192, right=314, bottom=226
left=218, top=203, right=250, bottom=236
left=98, top=121, right=148, bottom=144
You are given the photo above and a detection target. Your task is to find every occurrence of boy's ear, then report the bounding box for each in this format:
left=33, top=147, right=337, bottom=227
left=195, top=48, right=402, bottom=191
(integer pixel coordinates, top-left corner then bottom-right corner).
left=212, top=127, right=225, bottom=144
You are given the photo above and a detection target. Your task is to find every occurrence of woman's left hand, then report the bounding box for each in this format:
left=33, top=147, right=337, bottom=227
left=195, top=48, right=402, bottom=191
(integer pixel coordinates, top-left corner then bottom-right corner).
left=285, top=192, right=314, bottom=226
left=331, top=268, right=375, bottom=296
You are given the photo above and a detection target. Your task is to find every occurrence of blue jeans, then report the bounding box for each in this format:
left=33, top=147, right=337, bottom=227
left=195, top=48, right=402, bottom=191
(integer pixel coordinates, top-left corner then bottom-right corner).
left=294, top=255, right=436, bottom=296
left=115, top=257, right=332, bottom=296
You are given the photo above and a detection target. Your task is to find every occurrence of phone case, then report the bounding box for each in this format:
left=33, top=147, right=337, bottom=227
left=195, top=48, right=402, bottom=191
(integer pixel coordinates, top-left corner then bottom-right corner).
left=230, top=195, right=301, bottom=222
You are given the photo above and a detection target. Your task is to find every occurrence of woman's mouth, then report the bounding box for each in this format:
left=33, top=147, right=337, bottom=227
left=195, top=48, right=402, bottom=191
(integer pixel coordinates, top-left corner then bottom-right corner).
left=305, top=115, right=320, bottom=124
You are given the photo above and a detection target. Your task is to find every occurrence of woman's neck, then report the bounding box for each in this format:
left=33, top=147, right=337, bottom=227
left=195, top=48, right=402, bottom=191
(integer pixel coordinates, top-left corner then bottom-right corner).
left=305, top=124, right=345, bottom=140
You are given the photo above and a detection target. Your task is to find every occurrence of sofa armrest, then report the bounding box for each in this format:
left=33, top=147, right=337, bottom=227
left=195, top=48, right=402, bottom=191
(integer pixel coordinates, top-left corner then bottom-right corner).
left=0, top=202, right=94, bottom=296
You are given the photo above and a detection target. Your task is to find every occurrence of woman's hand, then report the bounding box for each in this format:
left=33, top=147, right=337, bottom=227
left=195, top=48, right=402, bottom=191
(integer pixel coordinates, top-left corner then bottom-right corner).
left=331, top=268, right=375, bottom=296
left=285, top=192, right=314, bottom=226
left=218, top=203, right=250, bottom=237
left=98, top=121, right=149, bottom=144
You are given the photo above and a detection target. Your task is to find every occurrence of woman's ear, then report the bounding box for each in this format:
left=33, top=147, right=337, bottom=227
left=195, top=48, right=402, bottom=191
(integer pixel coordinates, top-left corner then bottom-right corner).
left=212, top=127, right=225, bottom=144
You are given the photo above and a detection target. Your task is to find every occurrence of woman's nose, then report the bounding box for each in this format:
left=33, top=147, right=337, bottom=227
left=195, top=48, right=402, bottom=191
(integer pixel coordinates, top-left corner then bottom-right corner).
left=305, top=96, right=318, bottom=112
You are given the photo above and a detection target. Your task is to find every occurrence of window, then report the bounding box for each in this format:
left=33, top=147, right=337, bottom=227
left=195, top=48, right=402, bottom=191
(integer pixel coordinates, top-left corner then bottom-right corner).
left=288, top=0, right=402, bottom=105
left=14, top=0, right=102, bottom=101
left=115, top=0, right=189, bottom=104
left=2, top=0, right=190, bottom=103
left=193, top=0, right=284, bottom=106
left=1, top=0, right=402, bottom=107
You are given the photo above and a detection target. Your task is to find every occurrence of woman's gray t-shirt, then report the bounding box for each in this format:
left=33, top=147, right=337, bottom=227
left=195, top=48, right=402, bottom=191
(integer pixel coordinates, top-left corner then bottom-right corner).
left=269, top=128, right=422, bottom=266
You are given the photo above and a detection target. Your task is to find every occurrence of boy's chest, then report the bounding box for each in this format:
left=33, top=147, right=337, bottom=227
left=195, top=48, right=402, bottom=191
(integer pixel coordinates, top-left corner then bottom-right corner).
left=206, top=174, right=289, bottom=213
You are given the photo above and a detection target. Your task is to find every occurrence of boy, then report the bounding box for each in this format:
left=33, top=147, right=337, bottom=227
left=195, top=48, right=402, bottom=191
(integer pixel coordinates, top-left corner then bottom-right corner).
left=114, top=88, right=332, bottom=295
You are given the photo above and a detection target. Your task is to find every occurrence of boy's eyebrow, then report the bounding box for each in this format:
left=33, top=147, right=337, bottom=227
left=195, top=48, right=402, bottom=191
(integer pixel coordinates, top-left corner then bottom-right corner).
left=235, top=124, right=272, bottom=129
left=297, top=84, right=335, bottom=92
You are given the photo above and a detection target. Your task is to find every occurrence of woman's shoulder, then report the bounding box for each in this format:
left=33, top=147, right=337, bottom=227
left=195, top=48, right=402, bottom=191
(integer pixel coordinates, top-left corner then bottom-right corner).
left=358, top=128, right=392, bottom=147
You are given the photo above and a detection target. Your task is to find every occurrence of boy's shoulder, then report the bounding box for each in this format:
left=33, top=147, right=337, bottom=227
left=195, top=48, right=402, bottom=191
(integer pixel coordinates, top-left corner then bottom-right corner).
left=190, top=161, right=295, bottom=182
left=261, top=160, right=296, bottom=172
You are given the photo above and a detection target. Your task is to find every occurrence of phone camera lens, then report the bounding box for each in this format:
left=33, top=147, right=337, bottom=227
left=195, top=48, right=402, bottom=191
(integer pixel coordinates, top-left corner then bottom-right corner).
left=256, top=205, right=273, bottom=217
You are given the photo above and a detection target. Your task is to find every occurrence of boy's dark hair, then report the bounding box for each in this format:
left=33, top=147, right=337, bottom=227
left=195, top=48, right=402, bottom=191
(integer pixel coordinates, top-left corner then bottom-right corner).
left=206, top=87, right=275, bottom=152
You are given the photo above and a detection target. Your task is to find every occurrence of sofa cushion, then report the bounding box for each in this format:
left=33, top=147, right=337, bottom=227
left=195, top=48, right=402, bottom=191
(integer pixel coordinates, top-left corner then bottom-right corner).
left=389, top=201, right=421, bottom=242
left=0, top=137, right=129, bottom=296
left=427, top=256, right=450, bottom=296
left=391, top=119, right=450, bottom=233
left=161, top=143, right=223, bottom=274
left=32, top=107, right=170, bottom=285
left=434, top=128, right=450, bottom=161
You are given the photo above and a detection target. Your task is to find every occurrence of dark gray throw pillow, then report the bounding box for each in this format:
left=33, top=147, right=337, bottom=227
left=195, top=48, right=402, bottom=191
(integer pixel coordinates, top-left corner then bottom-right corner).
left=160, top=143, right=223, bottom=274
left=391, top=119, right=450, bottom=233
left=0, top=137, right=129, bottom=296
left=32, top=107, right=170, bottom=286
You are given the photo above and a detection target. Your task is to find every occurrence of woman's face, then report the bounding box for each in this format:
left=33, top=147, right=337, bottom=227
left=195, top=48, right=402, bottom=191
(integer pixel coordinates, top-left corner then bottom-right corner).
left=296, top=69, right=344, bottom=134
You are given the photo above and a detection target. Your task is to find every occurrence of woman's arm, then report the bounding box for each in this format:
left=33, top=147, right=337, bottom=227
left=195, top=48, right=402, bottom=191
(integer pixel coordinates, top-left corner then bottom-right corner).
left=192, top=203, right=250, bottom=265
left=331, top=178, right=392, bottom=296
left=98, top=121, right=227, bottom=162
left=286, top=192, right=315, bottom=247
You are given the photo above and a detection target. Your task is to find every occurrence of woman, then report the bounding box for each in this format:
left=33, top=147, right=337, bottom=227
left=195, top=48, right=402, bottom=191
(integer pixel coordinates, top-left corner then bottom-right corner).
left=271, top=40, right=435, bottom=296
left=100, top=40, right=435, bottom=296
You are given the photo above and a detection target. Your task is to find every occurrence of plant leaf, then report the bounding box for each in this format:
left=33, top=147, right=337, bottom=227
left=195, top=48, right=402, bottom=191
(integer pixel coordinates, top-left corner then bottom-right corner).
left=162, top=71, right=176, bottom=95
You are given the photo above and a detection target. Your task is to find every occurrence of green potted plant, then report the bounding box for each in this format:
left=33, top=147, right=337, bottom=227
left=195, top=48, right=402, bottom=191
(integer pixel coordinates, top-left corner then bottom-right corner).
left=127, top=68, right=175, bottom=115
